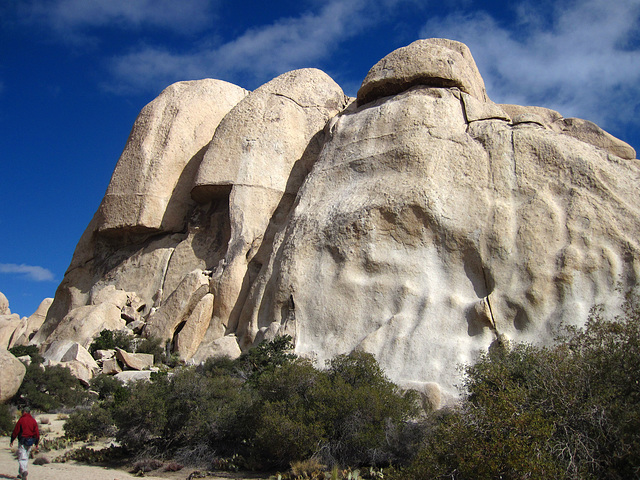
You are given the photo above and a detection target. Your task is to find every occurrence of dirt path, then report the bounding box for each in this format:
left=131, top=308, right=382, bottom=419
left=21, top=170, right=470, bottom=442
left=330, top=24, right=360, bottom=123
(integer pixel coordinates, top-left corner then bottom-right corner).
left=0, top=414, right=266, bottom=480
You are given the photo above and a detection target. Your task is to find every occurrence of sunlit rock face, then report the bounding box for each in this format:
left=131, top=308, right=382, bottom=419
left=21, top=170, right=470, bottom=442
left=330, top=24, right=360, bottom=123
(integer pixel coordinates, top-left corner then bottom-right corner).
left=33, top=39, right=639, bottom=399
left=267, top=85, right=639, bottom=401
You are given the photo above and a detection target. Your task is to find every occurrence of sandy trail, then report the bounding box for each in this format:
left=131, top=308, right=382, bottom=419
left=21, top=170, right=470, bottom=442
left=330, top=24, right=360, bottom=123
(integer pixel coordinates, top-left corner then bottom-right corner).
left=0, top=414, right=264, bottom=480
left=0, top=437, right=174, bottom=480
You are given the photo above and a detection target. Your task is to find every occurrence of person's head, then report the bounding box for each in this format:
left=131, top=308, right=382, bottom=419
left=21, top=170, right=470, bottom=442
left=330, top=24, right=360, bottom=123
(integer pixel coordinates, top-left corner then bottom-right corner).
left=21, top=406, right=30, bottom=415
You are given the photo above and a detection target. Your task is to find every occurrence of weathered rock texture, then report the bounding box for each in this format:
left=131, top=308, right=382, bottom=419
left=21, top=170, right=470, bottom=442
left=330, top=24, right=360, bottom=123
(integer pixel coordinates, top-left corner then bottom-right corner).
left=32, top=39, right=639, bottom=398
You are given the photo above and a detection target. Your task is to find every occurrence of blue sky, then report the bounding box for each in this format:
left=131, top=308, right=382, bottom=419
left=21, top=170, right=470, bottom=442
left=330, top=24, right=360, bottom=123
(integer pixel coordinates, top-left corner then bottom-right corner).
left=1, top=0, right=639, bottom=318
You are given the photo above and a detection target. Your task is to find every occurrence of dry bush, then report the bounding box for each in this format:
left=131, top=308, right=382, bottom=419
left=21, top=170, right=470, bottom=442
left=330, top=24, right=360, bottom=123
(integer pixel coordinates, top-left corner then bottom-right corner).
left=33, top=455, right=50, bottom=465
left=164, top=461, right=184, bottom=471
left=131, top=458, right=164, bottom=473
left=290, top=458, right=326, bottom=478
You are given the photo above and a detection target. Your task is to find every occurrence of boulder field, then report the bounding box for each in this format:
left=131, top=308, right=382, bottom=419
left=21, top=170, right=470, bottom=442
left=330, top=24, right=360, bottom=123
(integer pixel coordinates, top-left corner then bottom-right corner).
left=16, top=38, right=638, bottom=404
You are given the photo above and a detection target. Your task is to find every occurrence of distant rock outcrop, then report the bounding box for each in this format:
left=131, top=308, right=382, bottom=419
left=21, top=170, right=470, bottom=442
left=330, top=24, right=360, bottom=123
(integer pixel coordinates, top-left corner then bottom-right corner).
left=0, top=292, right=9, bottom=316
left=30, top=39, right=639, bottom=400
left=0, top=293, right=52, bottom=350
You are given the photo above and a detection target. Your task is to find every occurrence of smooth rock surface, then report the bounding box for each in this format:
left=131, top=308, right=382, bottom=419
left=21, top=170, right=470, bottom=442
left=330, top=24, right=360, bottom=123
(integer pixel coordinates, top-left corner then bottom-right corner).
left=143, top=269, right=211, bottom=343
left=357, top=38, right=488, bottom=105
left=60, top=342, right=100, bottom=372
left=12, top=298, right=53, bottom=347
left=115, top=348, right=154, bottom=371
left=40, top=304, right=126, bottom=351
left=0, top=349, right=26, bottom=402
left=96, top=79, right=248, bottom=234
left=101, top=357, right=122, bottom=375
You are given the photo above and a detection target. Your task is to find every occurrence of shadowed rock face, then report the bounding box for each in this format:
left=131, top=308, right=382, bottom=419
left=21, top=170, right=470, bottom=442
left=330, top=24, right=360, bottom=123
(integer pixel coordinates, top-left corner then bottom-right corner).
left=32, top=39, right=639, bottom=399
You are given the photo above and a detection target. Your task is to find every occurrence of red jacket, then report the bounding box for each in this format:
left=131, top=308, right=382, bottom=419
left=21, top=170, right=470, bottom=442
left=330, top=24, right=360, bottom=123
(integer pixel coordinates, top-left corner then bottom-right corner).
left=11, top=412, right=39, bottom=445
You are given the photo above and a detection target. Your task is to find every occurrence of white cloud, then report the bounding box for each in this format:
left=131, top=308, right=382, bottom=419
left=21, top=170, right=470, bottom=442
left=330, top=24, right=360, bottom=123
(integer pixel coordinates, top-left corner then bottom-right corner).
left=0, top=263, right=55, bottom=282
left=23, top=0, right=216, bottom=32
left=106, top=0, right=374, bottom=93
left=420, top=0, right=640, bottom=133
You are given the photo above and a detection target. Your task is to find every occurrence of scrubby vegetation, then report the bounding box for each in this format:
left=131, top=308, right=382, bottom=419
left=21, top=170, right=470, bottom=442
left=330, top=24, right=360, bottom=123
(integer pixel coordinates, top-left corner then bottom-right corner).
left=392, top=294, right=640, bottom=480
left=5, top=294, right=640, bottom=479
left=0, top=403, right=14, bottom=434
left=13, top=359, right=90, bottom=411
left=9, top=344, right=44, bottom=363
left=88, top=329, right=134, bottom=355
left=73, top=336, right=419, bottom=470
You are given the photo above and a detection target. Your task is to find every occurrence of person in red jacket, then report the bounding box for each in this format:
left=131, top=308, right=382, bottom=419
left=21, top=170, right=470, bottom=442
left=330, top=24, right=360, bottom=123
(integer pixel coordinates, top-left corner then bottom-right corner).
left=10, top=406, right=39, bottom=480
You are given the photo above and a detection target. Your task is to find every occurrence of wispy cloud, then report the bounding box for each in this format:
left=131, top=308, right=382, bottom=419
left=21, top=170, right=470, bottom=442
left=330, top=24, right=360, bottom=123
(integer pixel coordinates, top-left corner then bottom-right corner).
left=420, top=0, right=640, bottom=136
left=0, top=263, right=55, bottom=282
left=22, top=0, right=216, bottom=33
left=106, top=0, right=371, bottom=93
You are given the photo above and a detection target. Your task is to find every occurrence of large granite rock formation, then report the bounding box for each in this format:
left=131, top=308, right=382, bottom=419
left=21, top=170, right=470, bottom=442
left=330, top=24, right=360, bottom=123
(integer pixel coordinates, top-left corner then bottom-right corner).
left=31, top=39, right=639, bottom=401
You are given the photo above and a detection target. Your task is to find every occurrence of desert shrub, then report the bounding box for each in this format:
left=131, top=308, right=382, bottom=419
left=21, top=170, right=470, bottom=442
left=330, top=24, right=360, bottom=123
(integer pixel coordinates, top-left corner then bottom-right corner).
left=395, top=295, right=640, bottom=480
left=162, top=367, right=250, bottom=454
left=33, top=455, right=50, bottom=465
left=135, top=336, right=166, bottom=361
left=131, top=457, right=164, bottom=473
left=89, top=329, right=133, bottom=355
left=9, top=345, right=43, bottom=364
left=89, top=374, right=127, bottom=402
left=163, top=461, right=183, bottom=471
left=40, top=436, right=72, bottom=451
left=249, top=351, right=420, bottom=469
left=111, top=376, right=170, bottom=452
left=64, top=404, right=115, bottom=440
left=318, top=352, right=421, bottom=467
left=57, top=444, right=127, bottom=464
left=198, top=355, right=237, bottom=376
left=234, top=334, right=297, bottom=382
left=0, top=403, right=14, bottom=434
left=15, top=363, right=90, bottom=411
left=250, top=359, right=328, bottom=467
left=290, top=458, right=327, bottom=478
left=102, top=336, right=419, bottom=471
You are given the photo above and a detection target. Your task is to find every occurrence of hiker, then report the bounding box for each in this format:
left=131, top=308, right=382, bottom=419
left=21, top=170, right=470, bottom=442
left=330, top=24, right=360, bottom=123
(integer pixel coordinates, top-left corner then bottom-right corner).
left=10, top=406, right=39, bottom=480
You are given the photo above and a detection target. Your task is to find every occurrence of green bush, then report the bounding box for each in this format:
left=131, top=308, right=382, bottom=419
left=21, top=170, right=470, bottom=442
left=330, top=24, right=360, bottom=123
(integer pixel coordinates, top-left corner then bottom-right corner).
left=15, top=363, right=90, bottom=411
left=89, top=374, right=127, bottom=401
left=64, top=404, right=115, bottom=440
left=111, top=373, right=171, bottom=452
left=234, top=334, right=297, bottom=382
left=135, top=336, right=166, bottom=362
left=9, top=345, right=44, bottom=364
left=89, top=329, right=133, bottom=355
left=249, top=351, right=420, bottom=469
left=0, top=403, right=15, bottom=434
left=101, top=337, right=419, bottom=471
